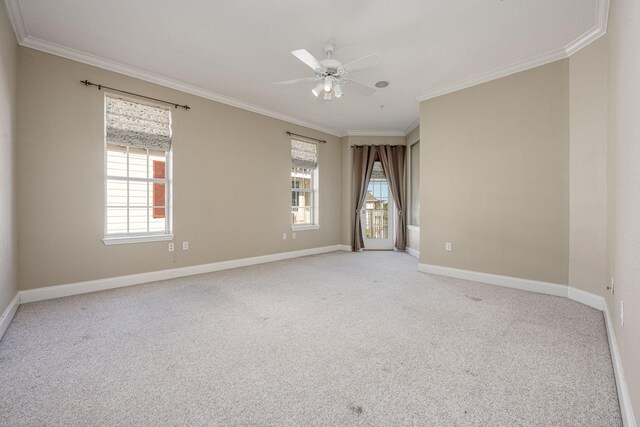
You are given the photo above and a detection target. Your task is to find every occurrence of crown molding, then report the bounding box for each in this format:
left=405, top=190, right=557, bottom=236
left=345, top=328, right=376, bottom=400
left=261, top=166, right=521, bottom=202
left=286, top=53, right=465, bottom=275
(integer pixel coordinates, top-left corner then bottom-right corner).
left=565, top=27, right=602, bottom=56
left=597, top=0, right=610, bottom=33
left=416, top=48, right=567, bottom=102
left=4, top=0, right=26, bottom=42
left=341, top=117, right=420, bottom=138
left=16, top=34, right=343, bottom=137
left=416, top=0, right=609, bottom=102
left=342, top=130, right=407, bottom=137
left=404, top=118, right=420, bottom=136
left=6, top=0, right=608, bottom=133
left=565, top=0, right=610, bottom=55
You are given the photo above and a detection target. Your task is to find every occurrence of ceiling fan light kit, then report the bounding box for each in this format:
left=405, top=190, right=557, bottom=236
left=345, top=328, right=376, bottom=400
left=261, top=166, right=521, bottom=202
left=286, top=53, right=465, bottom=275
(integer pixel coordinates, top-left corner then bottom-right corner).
left=333, top=84, right=343, bottom=98
left=323, top=76, right=333, bottom=93
left=277, top=43, right=381, bottom=102
left=311, top=83, right=324, bottom=97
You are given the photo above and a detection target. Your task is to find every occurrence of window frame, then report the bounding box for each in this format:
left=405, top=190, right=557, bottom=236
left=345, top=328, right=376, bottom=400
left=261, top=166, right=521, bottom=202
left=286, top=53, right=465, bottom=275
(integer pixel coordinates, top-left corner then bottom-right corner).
left=290, top=139, right=319, bottom=231
left=102, top=94, right=174, bottom=245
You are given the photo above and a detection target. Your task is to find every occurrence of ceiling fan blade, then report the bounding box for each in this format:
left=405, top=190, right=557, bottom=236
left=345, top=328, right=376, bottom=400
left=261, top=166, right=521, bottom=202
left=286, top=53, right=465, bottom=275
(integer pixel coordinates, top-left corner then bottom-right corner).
left=273, top=77, right=316, bottom=86
left=346, top=79, right=376, bottom=96
left=343, top=53, right=382, bottom=74
left=291, top=49, right=323, bottom=72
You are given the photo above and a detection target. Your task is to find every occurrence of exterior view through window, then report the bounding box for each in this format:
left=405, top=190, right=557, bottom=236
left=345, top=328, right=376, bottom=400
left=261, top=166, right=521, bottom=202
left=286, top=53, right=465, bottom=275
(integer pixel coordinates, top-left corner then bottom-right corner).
left=365, top=162, right=390, bottom=239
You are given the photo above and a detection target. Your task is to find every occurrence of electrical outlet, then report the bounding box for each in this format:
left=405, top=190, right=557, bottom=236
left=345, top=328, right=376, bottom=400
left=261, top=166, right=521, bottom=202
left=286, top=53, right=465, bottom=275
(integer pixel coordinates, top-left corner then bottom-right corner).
left=292, top=233, right=296, bottom=239
left=168, top=243, right=174, bottom=252
left=620, top=301, right=624, bottom=327
left=445, top=242, right=452, bottom=251
left=282, top=233, right=287, bottom=240
left=182, top=241, right=189, bottom=251
left=607, top=276, right=615, bottom=294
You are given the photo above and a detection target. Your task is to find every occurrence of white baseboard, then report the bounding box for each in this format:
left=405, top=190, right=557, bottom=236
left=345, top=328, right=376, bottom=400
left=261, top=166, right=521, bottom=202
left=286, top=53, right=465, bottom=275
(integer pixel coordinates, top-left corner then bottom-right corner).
left=9, top=251, right=637, bottom=426
left=418, top=262, right=635, bottom=426
left=418, top=263, right=567, bottom=297
left=567, top=286, right=605, bottom=311
left=604, top=301, right=637, bottom=427
left=407, top=247, right=420, bottom=258
left=19, top=245, right=343, bottom=304
left=0, top=293, right=20, bottom=342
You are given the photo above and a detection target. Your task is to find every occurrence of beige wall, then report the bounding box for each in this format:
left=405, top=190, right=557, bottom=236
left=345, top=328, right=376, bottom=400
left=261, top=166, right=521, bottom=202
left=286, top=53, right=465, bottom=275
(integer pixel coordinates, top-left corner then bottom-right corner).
left=339, top=135, right=406, bottom=247
left=18, top=48, right=341, bottom=290
left=568, top=36, right=609, bottom=297
left=419, top=60, right=570, bottom=284
left=0, top=5, right=19, bottom=313
left=607, top=0, right=640, bottom=420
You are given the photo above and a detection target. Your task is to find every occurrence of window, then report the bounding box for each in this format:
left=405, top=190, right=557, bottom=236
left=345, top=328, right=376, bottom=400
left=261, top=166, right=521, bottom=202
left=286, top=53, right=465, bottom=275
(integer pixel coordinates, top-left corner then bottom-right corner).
left=291, top=139, right=318, bottom=229
left=409, top=140, right=420, bottom=226
left=104, top=95, right=173, bottom=244
left=364, top=162, right=390, bottom=239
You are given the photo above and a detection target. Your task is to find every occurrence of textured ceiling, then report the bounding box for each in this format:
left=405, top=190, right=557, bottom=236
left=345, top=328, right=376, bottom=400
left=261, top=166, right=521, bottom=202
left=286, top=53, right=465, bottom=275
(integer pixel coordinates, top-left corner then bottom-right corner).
left=5, top=0, right=605, bottom=135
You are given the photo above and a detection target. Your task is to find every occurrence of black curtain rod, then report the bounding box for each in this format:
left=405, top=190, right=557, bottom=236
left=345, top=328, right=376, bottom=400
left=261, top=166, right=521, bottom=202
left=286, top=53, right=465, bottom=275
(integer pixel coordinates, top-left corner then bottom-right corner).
left=81, top=80, right=191, bottom=110
left=351, top=144, right=398, bottom=147
left=286, top=131, right=326, bottom=144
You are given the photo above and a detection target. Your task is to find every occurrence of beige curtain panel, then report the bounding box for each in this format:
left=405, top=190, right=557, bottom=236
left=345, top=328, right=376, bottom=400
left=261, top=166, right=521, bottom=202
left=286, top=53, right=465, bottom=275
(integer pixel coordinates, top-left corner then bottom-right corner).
left=378, top=145, right=407, bottom=250
left=351, top=146, right=377, bottom=251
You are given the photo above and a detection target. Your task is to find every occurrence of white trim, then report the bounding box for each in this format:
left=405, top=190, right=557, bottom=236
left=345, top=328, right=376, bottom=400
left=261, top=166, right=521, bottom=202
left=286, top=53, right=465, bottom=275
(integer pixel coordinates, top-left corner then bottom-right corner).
left=565, top=27, right=605, bottom=57
left=18, top=245, right=343, bottom=303
left=291, top=225, right=319, bottom=231
left=404, top=118, right=420, bottom=137
left=4, top=0, right=608, bottom=136
left=342, top=130, right=407, bottom=137
left=407, top=247, right=419, bottom=258
left=16, top=35, right=342, bottom=137
left=6, top=244, right=635, bottom=425
left=418, top=263, right=567, bottom=297
left=417, top=262, right=635, bottom=425
left=567, top=286, right=604, bottom=311
left=416, top=0, right=609, bottom=102
left=0, top=293, right=19, bottom=342
left=407, top=225, right=420, bottom=231
left=604, top=301, right=637, bottom=427
left=596, top=0, right=610, bottom=34
left=103, top=234, right=174, bottom=245
left=416, top=48, right=568, bottom=102
left=3, top=0, right=26, bottom=42
left=566, top=0, right=610, bottom=55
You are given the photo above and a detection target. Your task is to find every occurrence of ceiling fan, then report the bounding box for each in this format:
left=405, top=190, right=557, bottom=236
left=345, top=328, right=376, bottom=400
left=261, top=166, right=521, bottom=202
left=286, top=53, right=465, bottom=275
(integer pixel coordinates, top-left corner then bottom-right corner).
left=275, top=44, right=382, bottom=101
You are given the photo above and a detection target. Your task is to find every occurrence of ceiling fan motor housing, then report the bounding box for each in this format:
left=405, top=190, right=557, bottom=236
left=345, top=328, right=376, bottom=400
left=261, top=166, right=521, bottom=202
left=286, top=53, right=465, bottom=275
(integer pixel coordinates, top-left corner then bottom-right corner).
left=319, top=59, right=345, bottom=77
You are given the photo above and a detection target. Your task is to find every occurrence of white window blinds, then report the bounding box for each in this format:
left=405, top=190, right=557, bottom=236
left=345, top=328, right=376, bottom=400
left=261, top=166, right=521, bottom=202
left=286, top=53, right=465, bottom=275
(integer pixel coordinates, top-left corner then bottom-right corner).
left=106, top=95, right=172, bottom=152
left=291, top=139, right=317, bottom=169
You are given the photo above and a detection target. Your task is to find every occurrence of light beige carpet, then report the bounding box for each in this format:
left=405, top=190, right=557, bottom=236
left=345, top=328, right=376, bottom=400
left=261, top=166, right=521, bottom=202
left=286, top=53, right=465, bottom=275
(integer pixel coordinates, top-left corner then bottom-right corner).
left=0, top=251, right=622, bottom=426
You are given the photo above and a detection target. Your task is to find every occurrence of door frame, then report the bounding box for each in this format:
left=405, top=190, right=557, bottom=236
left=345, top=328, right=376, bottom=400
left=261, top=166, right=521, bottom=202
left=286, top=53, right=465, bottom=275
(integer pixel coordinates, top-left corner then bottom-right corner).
left=361, top=191, right=395, bottom=250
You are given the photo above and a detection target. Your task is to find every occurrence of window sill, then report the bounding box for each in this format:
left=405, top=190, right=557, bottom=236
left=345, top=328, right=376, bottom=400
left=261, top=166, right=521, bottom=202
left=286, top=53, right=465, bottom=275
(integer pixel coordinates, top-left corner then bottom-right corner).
left=291, top=225, right=319, bottom=231
left=103, top=234, right=174, bottom=245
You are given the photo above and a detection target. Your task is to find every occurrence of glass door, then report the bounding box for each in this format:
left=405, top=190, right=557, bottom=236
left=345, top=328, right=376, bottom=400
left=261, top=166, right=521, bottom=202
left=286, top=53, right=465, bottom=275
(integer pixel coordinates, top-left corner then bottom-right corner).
left=361, top=162, right=394, bottom=250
